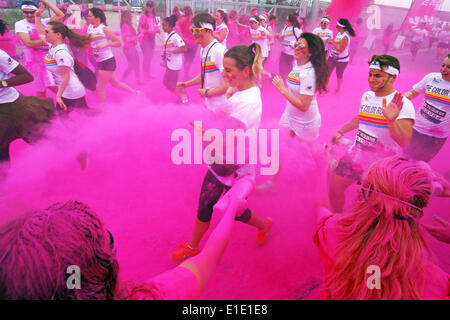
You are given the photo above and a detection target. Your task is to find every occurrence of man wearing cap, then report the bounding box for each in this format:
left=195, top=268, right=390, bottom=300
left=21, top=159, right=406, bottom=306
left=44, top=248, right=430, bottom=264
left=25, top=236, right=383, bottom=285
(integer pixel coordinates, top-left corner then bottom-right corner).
left=176, top=13, right=228, bottom=111
left=327, top=54, right=415, bottom=213
left=15, top=0, right=64, bottom=97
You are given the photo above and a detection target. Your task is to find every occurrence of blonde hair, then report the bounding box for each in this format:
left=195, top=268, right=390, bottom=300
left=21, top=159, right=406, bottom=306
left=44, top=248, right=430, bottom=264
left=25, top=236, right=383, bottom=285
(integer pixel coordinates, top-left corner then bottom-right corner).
left=224, top=43, right=263, bottom=84
left=326, top=156, right=433, bottom=299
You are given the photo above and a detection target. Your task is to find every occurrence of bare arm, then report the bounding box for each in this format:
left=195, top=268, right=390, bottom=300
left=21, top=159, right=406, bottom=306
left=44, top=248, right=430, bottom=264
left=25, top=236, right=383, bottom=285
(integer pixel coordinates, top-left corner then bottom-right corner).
left=168, top=45, right=187, bottom=54
left=102, top=27, right=122, bottom=47
left=330, top=115, right=359, bottom=144
left=178, top=74, right=201, bottom=88
left=404, top=89, right=420, bottom=100
left=3, top=64, right=34, bottom=87
left=35, top=3, right=46, bottom=39
left=388, top=118, right=413, bottom=148
left=328, top=35, right=348, bottom=52
left=272, top=75, right=313, bottom=112
left=213, top=28, right=228, bottom=43
left=179, top=177, right=253, bottom=291
left=205, top=81, right=229, bottom=97
left=17, top=32, right=46, bottom=48
left=41, top=0, right=65, bottom=22
left=53, top=66, right=70, bottom=111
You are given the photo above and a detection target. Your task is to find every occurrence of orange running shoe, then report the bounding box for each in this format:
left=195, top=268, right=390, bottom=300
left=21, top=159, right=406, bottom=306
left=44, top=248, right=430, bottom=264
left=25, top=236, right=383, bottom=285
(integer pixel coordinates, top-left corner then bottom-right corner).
left=171, top=243, right=200, bottom=262
left=256, top=218, right=272, bottom=245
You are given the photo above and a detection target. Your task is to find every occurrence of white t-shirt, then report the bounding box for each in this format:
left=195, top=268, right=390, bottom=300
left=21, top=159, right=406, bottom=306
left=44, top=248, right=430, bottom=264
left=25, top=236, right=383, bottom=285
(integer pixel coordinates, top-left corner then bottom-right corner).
left=250, top=26, right=269, bottom=58
left=279, top=61, right=321, bottom=141
left=15, top=18, right=50, bottom=63
left=200, top=40, right=227, bottom=112
left=87, top=24, right=114, bottom=62
left=0, top=49, right=19, bottom=103
left=353, top=90, right=415, bottom=156
left=228, top=86, right=262, bottom=130
left=214, top=23, right=229, bottom=48
left=44, top=44, right=85, bottom=99
left=330, top=31, right=350, bottom=62
left=281, top=26, right=302, bottom=56
left=163, top=31, right=185, bottom=71
left=412, top=72, right=450, bottom=138
left=312, top=27, right=333, bottom=52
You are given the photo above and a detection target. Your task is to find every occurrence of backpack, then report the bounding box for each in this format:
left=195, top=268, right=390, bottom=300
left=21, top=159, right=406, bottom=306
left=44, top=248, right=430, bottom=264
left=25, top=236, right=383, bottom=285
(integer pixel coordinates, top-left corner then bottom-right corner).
left=55, top=48, right=97, bottom=91
left=73, top=59, right=97, bottom=91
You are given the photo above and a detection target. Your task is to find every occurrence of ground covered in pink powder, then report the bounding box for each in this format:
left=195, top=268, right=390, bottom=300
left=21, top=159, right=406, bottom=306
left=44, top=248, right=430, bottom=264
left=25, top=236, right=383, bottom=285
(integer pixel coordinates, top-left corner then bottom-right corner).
left=0, top=42, right=448, bottom=299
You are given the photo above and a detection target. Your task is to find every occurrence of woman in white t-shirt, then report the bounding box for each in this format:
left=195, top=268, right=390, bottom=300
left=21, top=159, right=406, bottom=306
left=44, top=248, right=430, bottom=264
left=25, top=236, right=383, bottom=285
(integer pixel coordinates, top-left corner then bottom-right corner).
left=0, top=49, right=53, bottom=163
left=327, top=18, right=355, bottom=94
left=161, top=15, right=187, bottom=102
left=213, top=9, right=229, bottom=48
left=86, top=7, right=138, bottom=105
left=275, top=14, right=302, bottom=79
left=171, top=43, right=272, bottom=263
left=403, top=54, right=450, bottom=162
left=273, top=32, right=329, bottom=142
left=36, top=15, right=91, bottom=111
left=237, top=16, right=272, bottom=80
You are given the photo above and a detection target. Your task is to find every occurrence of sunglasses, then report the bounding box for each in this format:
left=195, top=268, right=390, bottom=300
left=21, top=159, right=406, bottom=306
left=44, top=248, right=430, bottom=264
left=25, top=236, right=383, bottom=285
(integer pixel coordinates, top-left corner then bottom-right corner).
left=295, top=42, right=306, bottom=49
left=190, top=27, right=206, bottom=34
left=320, top=22, right=328, bottom=25
left=23, top=10, right=36, bottom=15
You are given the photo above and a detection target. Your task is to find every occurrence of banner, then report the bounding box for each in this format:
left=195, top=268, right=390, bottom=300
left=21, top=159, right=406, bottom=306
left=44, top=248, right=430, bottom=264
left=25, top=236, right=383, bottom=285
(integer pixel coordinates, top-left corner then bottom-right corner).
left=325, top=0, right=369, bottom=27
left=400, top=0, right=443, bottom=30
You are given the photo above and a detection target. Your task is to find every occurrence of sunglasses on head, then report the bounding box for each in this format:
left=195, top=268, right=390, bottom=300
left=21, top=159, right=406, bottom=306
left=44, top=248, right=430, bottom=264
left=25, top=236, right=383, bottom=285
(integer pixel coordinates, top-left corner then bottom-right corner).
left=23, top=10, right=36, bottom=15
left=190, top=26, right=206, bottom=34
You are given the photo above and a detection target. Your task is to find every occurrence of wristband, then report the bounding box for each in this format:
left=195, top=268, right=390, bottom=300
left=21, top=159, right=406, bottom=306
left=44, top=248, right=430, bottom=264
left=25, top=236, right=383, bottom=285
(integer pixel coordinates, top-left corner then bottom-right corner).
left=337, top=130, right=344, bottom=136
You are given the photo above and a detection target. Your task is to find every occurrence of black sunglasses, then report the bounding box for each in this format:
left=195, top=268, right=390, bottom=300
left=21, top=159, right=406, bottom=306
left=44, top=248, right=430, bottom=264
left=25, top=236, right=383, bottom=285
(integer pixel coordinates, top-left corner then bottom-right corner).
left=23, top=10, right=36, bottom=15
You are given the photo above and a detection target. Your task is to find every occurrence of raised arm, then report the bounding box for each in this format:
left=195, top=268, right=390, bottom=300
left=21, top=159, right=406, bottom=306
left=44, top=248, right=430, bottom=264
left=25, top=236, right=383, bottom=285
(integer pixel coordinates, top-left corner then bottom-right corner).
left=179, top=177, right=253, bottom=291
left=41, top=0, right=65, bottom=22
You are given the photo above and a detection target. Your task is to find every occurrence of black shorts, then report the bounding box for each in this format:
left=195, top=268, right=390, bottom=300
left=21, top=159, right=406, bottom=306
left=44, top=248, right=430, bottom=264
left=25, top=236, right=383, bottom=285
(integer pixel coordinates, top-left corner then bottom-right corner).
left=98, top=57, right=117, bottom=71
left=403, top=129, right=447, bottom=162
left=437, top=42, right=448, bottom=49
left=328, top=56, right=349, bottom=79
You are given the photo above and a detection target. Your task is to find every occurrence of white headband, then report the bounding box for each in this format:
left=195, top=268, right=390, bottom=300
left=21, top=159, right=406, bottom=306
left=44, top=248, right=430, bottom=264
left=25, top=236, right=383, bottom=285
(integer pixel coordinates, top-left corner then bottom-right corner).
left=337, top=22, right=346, bottom=28
left=199, top=22, right=214, bottom=31
left=21, top=4, right=38, bottom=10
left=321, top=17, right=330, bottom=23
left=369, top=61, right=399, bottom=75
left=259, top=15, right=267, bottom=21
left=249, top=18, right=258, bottom=23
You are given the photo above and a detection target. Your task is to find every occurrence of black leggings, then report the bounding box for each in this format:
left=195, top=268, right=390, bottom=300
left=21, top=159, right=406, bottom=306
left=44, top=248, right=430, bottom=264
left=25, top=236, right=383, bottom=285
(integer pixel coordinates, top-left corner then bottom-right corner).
left=197, top=169, right=252, bottom=223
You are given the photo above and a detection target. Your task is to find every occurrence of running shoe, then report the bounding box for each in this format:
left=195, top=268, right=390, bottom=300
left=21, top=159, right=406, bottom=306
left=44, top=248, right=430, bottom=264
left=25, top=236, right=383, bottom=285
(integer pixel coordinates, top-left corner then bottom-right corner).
left=171, top=243, right=199, bottom=262
left=256, top=218, right=272, bottom=245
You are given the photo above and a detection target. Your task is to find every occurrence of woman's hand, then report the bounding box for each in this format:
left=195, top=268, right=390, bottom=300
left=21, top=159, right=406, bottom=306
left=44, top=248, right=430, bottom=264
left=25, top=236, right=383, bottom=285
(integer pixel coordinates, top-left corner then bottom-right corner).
left=198, top=88, right=207, bottom=98
left=272, top=76, right=287, bottom=94
left=56, top=95, right=67, bottom=111
left=35, top=3, right=45, bottom=17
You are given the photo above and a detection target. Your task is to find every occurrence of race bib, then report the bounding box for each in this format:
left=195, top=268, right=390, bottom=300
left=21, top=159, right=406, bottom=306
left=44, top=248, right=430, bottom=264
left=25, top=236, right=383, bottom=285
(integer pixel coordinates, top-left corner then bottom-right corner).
left=420, top=101, right=446, bottom=124
left=355, top=129, right=378, bottom=152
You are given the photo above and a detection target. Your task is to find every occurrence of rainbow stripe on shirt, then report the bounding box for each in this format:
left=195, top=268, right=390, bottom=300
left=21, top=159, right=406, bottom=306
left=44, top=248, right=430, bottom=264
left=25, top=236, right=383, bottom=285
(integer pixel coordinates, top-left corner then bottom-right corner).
left=202, top=61, right=218, bottom=73
left=91, top=34, right=105, bottom=42
left=359, top=112, right=388, bottom=129
left=44, top=56, right=57, bottom=67
left=164, top=41, right=176, bottom=49
left=287, top=74, right=300, bottom=86
left=425, top=91, right=450, bottom=105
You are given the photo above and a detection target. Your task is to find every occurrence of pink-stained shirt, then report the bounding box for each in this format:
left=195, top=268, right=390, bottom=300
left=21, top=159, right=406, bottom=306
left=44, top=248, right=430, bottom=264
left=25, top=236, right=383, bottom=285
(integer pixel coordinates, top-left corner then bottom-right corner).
left=138, top=13, right=159, bottom=39
left=0, top=30, right=16, bottom=57
left=121, top=24, right=138, bottom=47
left=125, top=267, right=200, bottom=300
left=177, top=15, right=195, bottom=44
left=313, top=207, right=450, bottom=300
